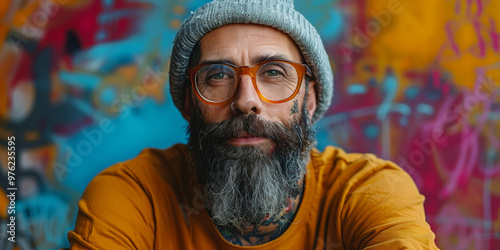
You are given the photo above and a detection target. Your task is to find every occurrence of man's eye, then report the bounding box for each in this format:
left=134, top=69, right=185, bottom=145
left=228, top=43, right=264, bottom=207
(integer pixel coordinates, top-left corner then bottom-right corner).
left=209, top=73, right=226, bottom=80
left=265, top=70, right=282, bottom=77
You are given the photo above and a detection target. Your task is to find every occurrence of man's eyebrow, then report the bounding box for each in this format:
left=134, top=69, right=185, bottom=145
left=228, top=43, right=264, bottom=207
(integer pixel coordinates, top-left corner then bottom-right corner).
left=198, top=59, right=237, bottom=66
left=197, top=54, right=294, bottom=66
left=251, top=54, right=293, bottom=65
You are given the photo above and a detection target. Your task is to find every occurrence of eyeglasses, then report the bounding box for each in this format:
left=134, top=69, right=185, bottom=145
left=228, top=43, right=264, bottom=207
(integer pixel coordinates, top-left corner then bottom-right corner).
left=187, top=60, right=312, bottom=105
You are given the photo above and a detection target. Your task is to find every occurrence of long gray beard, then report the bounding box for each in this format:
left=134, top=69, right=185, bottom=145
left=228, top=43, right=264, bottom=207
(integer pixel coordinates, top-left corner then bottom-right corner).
left=187, top=104, right=316, bottom=230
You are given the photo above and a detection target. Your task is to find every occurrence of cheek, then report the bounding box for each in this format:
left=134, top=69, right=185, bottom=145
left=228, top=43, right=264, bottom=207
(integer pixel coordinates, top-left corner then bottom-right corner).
left=198, top=104, right=232, bottom=123
left=263, top=100, right=299, bottom=123
left=191, top=91, right=231, bottom=123
left=265, top=87, right=306, bottom=121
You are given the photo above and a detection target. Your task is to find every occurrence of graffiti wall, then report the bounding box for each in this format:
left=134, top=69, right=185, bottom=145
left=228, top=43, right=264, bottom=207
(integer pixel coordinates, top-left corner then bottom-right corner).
left=0, top=0, right=498, bottom=249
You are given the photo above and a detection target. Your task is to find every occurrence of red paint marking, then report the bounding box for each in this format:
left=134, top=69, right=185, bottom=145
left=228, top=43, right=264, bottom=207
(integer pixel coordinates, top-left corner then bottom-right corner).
left=53, top=116, right=93, bottom=136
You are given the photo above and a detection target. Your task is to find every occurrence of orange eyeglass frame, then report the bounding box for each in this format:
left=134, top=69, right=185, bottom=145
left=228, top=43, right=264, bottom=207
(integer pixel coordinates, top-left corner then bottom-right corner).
left=187, top=60, right=312, bottom=106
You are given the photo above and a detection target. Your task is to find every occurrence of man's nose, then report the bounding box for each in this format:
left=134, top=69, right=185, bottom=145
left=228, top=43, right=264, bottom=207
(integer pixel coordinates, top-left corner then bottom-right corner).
left=232, top=74, right=263, bottom=114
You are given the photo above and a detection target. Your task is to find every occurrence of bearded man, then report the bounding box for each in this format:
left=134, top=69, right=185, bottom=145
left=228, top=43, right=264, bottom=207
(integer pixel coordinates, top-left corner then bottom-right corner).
left=67, top=0, right=438, bottom=249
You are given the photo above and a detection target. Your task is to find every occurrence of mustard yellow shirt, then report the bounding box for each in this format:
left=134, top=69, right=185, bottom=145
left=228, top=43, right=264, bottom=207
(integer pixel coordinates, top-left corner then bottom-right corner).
left=66, top=144, right=438, bottom=249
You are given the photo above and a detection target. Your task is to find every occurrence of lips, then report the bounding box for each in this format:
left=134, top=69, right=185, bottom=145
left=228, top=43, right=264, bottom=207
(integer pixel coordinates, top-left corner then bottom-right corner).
left=226, top=132, right=268, bottom=146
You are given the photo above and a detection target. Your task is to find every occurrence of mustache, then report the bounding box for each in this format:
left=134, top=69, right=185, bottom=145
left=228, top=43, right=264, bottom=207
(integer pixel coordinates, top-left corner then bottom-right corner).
left=191, top=113, right=304, bottom=150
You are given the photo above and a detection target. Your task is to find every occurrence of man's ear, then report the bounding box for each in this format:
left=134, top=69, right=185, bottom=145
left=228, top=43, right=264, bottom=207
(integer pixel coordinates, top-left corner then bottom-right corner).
left=306, top=79, right=317, bottom=120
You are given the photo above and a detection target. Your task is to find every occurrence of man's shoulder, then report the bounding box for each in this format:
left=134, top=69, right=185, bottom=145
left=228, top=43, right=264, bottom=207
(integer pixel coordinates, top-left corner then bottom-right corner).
left=309, top=146, right=412, bottom=190
left=93, top=143, right=193, bottom=196
left=131, top=143, right=190, bottom=167
left=70, top=144, right=192, bottom=248
left=310, top=146, right=372, bottom=165
left=105, top=143, right=189, bottom=171
left=310, top=146, right=394, bottom=171
left=310, top=147, right=435, bottom=249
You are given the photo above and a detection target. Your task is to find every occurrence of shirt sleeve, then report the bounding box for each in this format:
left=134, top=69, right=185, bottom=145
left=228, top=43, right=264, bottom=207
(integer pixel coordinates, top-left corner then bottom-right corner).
left=340, top=159, right=439, bottom=249
left=67, top=164, right=155, bottom=249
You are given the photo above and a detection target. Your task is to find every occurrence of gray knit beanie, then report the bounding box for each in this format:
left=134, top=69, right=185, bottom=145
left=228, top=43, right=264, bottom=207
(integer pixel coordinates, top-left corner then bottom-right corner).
left=169, top=0, right=333, bottom=123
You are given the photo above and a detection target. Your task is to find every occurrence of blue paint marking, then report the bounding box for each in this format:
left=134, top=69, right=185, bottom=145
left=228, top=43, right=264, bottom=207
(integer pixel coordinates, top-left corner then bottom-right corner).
left=100, top=87, right=117, bottom=104
left=95, top=30, right=107, bottom=41
left=487, top=148, right=496, bottom=162
left=364, top=124, right=380, bottom=139
left=489, top=112, right=500, bottom=120
left=99, top=10, right=141, bottom=23
left=347, top=84, right=367, bottom=94
left=59, top=72, right=101, bottom=89
left=62, top=98, right=187, bottom=193
left=425, top=90, right=442, bottom=100
left=377, top=75, right=397, bottom=120
left=400, top=116, right=408, bottom=126
left=296, top=1, right=343, bottom=42
left=103, top=0, right=114, bottom=8
left=368, top=78, right=377, bottom=87
left=17, top=194, right=72, bottom=246
left=417, top=103, right=434, bottom=115
left=319, top=9, right=343, bottom=41
left=394, top=104, right=412, bottom=116
left=405, top=86, right=420, bottom=99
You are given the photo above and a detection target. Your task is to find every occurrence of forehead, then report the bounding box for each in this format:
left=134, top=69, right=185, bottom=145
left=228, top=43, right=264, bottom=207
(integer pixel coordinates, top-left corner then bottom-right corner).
left=198, top=24, right=303, bottom=65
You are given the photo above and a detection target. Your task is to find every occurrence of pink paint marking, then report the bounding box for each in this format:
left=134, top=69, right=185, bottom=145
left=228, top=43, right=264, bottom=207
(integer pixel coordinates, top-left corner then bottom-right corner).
left=420, top=95, right=455, bottom=135
left=467, top=0, right=472, bottom=16
left=490, top=19, right=500, bottom=52
left=445, top=21, right=461, bottom=56
left=454, top=0, right=461, bottom=15
left=480, top=163, right=500, bottom=177
left=439, top=78, right=491, bottom=189
left=474, top=0, right=483, bottom=17
left=466, top=0, right=483, bottom=17
left=439, top=124, right=472, bottom=199
left=474, top=20, right=486, bottom=57
left=432, top=70, right=440, bottom=87
left=462, top=131, right=479, bottom=187
left=473, top=71, right=493, bottom=129
left=443, top=84, right=450, bottom=95
left=436, top=204, right=485, bottom=249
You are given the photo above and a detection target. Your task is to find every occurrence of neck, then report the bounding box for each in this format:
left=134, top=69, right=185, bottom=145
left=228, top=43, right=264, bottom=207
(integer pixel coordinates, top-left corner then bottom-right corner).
left=216, top=187, right=304, bottom=246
